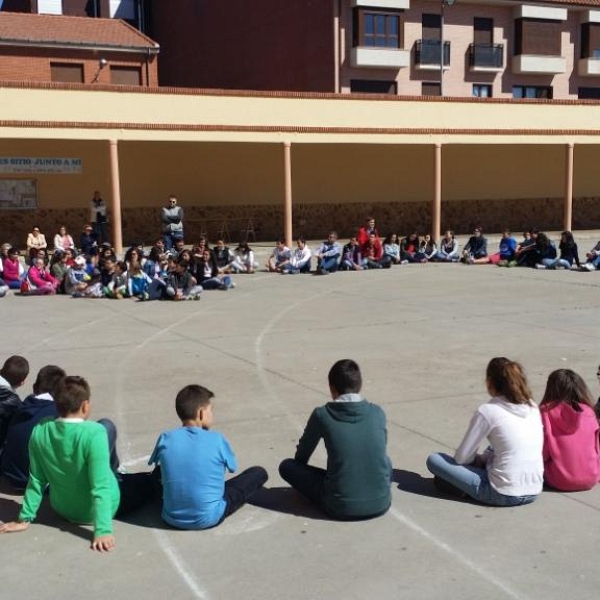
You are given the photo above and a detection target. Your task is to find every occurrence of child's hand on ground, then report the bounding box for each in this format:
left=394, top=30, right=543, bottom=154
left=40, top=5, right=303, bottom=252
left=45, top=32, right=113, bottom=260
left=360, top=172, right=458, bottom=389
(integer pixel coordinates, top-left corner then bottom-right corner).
left=91, top=534, right=115, bottom=552
left=0, top=520, right=30, bottom=533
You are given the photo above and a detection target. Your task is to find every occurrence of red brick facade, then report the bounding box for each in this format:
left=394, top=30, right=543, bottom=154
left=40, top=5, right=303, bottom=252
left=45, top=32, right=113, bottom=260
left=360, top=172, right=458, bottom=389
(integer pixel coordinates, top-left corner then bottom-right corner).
left=149, top=0, right=335, bottom=92
left=0, top=47, right=158, bottom=85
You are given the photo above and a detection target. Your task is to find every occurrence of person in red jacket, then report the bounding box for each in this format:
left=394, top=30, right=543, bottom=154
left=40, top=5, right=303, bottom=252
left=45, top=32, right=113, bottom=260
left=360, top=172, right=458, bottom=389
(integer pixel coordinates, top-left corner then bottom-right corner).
left=356, top=217, right=379, bottom=248
left=540, top=369, right=600, bottom=492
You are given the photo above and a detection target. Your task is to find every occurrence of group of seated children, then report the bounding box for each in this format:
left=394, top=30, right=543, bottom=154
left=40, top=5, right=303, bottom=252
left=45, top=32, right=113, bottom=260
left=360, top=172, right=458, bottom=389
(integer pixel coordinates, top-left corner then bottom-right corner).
left=0, top=235, right=238, bottom=300
left=1, top=353, right=599, bottom=552
left=3, top=219, right=600, bottom=298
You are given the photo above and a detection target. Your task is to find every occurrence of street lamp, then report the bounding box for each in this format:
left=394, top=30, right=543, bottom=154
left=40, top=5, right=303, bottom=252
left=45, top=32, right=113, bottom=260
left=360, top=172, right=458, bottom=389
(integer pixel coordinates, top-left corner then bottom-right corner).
left=440, top=0, right=456, bottom=97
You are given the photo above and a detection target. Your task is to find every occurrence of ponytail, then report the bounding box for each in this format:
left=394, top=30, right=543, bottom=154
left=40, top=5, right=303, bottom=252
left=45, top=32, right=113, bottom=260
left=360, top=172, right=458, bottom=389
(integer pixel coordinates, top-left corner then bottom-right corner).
left=486, top=357, right=531, bottom=405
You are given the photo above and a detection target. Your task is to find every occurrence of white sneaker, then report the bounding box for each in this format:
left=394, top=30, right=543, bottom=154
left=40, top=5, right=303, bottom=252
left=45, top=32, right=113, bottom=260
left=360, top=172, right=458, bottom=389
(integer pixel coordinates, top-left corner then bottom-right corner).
left=535, top=264, right=546, bottom=269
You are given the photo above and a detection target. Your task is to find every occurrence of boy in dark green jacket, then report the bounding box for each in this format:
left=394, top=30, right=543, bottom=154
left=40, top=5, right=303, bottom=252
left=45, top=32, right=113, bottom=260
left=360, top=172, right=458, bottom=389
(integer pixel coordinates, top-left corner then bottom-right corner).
left=279, top=359, right=391, bottom=519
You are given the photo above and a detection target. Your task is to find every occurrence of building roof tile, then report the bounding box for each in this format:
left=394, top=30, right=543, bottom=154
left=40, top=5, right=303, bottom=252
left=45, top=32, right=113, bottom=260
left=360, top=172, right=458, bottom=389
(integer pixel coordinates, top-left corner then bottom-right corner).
left=0, top=12, right=159, bottom=51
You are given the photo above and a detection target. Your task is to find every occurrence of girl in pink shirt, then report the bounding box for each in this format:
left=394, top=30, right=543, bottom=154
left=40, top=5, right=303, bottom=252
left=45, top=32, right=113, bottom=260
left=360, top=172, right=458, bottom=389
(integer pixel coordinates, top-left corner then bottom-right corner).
left=540, top=369, right=600, bottom=492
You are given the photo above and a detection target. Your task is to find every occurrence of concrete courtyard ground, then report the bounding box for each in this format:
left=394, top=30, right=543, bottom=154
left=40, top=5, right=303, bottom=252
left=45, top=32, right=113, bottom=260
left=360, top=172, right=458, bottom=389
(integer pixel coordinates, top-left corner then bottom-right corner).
left=1, top=242, right=599, bottom=600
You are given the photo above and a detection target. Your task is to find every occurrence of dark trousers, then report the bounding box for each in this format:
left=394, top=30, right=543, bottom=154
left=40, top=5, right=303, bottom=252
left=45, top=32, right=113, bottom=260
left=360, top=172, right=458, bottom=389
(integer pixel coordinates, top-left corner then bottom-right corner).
left=219, top=466, right=269, bottom=522
left=278, top=458, right=390, bottom=521
left=279, top=458, right=325, bottom=507
left=98, top=418, right=157, bottom=517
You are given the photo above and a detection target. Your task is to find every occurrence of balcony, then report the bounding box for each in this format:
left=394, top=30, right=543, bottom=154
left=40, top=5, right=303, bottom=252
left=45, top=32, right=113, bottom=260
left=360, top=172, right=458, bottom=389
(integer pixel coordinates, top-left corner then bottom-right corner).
left=415, top=40, right=450, bottom=70
left=579, top=57, right=600, bottom=76
left=512, top=54, right=567, bottom=74
left=468, top=44, right=504, bottom=72
left=351, top=47, right=410, bottom=69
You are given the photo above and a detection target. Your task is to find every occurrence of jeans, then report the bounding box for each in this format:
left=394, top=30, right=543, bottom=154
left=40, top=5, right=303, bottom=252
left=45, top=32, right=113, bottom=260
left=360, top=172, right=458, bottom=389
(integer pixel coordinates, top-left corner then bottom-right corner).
left=318, top=256, right=339, bottom=272
left=282, top=260, right=311, bottom=274
left=93, top=222, right=108, bottom=246
left=218, top=467, right=269, bottom=522
left=543, top=258, right=571, bottom=269
left=163, top=231, right=184, bottom=251
left=426, top=453, right=538, bottom=507
left=435, top=251, right=458, bottom=262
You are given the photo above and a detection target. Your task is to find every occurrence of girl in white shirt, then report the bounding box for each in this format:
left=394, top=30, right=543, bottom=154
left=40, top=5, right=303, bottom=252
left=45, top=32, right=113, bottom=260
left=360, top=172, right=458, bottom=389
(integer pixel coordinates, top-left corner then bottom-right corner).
left=426, top=357, right=543, bottom=506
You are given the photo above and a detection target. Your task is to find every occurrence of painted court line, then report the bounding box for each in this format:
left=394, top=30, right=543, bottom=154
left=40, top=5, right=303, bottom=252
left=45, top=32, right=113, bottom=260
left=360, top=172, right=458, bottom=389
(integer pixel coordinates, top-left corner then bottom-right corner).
left=152, top=529, right=211, bottom=600
left=389, top=507, right=529, bottom=600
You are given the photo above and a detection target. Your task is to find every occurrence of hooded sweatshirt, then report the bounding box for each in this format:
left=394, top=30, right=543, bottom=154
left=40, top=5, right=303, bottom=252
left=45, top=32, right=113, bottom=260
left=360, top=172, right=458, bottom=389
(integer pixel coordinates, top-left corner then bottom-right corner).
left=295, top=397, right=391, bottom=518
left=1, top=393, right=57, bottom=489
left=455, top=396, right=544, bottom=496
left=541, top=402, right=600, bottom=491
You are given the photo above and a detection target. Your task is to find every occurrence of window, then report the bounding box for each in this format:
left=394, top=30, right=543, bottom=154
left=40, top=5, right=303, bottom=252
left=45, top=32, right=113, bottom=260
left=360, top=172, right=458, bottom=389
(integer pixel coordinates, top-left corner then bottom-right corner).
left=110, top=66, right=142, bottom=86
left=50, top=63, right=84, bottom=83
left=578, top=87, right=600, bottom=99
left=110, top=0, right=135, bottom=19
left=353, top=9, right=403, bottom=48
left=473, top=84, right=492, bottom=98
left=514, top=19, right=561, bottom=56
left=422, top=14, right=441, bottom=41
left=512, top=86, right=553, bottom=99
left=581, top=23, right=600, bottom=59
left=422, top=82, right=441, bottom=97
left=474, top=17, right=494, bottom=45
left=350, top=79, right=397, bottom=94
left=38, top=0, right=62, bottom=14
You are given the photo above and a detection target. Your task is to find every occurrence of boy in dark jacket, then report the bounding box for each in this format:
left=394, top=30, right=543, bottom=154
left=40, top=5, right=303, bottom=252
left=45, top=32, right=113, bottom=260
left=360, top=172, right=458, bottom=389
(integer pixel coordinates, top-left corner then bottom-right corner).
left=0, top=355, right=29, bottom=454
left=279, top=359, right=391, bottom=520
left=1, top=365, right=65, bottom=490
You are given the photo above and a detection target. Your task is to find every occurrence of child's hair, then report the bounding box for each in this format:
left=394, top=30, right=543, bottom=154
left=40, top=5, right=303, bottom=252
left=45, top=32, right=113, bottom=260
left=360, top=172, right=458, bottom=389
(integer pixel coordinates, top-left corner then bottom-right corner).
left=297, top=236, right=306, bottom=245
left=0, top=355, right=30, bottom=387
left=8, top=247, right=19, bottom=257
left=560, top=230, right=575, bottom=247
left=116, top=260, right=127, bottom=273
left=129, top=261, right=142, bottom=275
left=276, top=237, right=286, bottom=245
left=54, top=376, right=90, bottom=417
left=328, top=359, right=362, bottom=395
left=175, top=384, right=214, bottom=421
left=32, top=365, right=66, bottom=397
left=540, top=369, right=595, bottom=412
left=486, top=357, right=531, bottom=405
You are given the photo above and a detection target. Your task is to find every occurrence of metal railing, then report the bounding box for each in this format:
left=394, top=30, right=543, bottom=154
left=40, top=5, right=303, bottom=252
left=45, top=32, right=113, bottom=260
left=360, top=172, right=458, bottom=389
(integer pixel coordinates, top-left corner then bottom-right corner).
left=468, top=44, right=504, bottom=68
left=415, top=40, right=450, bottom=66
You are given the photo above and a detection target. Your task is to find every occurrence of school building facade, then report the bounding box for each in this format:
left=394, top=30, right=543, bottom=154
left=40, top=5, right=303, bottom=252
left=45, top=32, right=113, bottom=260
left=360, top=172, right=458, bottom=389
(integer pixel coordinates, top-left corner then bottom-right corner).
left=0, top=82, right=599, bottom=253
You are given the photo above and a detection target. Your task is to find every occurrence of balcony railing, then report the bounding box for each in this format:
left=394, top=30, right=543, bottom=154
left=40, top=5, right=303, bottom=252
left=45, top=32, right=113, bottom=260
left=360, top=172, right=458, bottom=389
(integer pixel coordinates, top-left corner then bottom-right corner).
left=415, top=40, right=450, bottom=68
left=468, top=44, right=504, bottom=70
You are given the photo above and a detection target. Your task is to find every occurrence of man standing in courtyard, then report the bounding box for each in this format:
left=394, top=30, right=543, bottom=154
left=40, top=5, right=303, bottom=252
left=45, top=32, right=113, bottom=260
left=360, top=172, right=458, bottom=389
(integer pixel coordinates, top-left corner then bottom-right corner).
left=161, top=195, right=184, bottom=251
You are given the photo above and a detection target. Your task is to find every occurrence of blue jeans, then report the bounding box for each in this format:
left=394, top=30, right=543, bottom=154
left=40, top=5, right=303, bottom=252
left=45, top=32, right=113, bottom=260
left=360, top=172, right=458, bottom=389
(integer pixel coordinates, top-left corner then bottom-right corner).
left=318, top=256, right=339, bottom=272
left=543, top=258, right=571, bottom=269
left=426, top=453, right=538, bottom=507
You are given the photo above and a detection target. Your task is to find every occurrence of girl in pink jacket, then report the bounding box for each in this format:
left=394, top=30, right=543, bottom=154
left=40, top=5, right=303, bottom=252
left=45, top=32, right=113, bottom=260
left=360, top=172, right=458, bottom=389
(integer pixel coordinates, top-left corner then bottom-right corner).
left=540, top=369, right=600, bottom=491
left=26, top=258, right=59, bottom=295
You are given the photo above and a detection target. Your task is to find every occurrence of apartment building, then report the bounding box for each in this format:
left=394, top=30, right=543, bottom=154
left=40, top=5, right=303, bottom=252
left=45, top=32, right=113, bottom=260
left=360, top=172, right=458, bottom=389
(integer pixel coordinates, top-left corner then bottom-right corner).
left=340, top=0, right=600, bottom=99
left=5, top=0, right=598, bottom=99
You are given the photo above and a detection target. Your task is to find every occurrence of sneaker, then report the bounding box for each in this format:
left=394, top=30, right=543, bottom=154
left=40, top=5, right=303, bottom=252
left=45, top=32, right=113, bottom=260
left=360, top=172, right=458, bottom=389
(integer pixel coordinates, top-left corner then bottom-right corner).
left=400, top=260, right=409, bottom=265
left=535, top=264, right=546, bottom=269
left=507, top=260, right=517, bottom=268
left=497, top=260, right=507, bottom=267
left=71, top=292, right=83, bottom=298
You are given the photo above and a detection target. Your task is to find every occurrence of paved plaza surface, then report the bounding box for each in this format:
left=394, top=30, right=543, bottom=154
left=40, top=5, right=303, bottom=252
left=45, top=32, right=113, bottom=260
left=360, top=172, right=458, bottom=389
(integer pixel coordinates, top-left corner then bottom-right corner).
left=1, top=246, right=600, bottom=600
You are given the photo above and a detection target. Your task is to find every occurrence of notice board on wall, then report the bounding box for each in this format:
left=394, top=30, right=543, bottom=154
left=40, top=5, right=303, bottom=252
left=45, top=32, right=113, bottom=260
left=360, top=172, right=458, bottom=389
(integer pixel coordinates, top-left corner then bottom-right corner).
left=0, top=179, right=38, bottom=210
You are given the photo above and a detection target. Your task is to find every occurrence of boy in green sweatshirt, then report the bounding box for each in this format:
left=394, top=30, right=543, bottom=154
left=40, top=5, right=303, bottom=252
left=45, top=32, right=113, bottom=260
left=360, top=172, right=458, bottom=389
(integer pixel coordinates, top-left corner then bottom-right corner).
left=279, top=359, right=392, bottom=520
left=0, top=376, right=154, bottom=551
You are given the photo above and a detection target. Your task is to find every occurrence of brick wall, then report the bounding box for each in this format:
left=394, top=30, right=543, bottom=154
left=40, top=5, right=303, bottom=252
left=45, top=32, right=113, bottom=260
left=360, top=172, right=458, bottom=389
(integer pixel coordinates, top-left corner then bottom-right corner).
left=0, top=47, right=158, bottom=86
left=149, top=0, right=335, bottom=92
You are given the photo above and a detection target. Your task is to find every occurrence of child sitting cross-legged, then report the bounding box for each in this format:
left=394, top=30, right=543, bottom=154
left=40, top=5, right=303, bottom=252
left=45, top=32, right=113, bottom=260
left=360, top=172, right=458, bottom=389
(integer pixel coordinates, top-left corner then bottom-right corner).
left=149, top=384, right=268, bottom=529
left=0, top=376, right=156, bottom=551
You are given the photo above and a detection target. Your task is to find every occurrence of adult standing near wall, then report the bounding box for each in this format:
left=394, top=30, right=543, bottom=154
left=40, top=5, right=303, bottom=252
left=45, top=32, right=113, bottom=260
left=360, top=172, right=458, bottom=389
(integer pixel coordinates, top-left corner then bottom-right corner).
left=161, top=195, right=184, bottom=251
left=91, top=190, right=108, bottom=245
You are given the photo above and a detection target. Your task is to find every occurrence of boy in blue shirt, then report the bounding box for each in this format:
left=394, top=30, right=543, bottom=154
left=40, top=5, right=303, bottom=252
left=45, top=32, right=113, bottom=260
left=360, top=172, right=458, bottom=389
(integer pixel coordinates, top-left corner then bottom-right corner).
left=149, top=385, right=268, bottom=529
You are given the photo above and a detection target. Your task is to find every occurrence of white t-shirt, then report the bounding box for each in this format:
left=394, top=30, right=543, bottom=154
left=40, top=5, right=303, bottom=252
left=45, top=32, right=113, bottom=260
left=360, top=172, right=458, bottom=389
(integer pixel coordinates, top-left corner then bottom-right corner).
left=455, top=396, right=544, bottom=496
